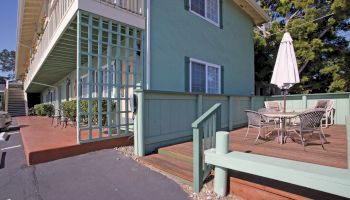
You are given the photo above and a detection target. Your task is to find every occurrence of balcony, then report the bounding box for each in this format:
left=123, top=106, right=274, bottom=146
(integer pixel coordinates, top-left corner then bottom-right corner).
left=23, top=0, right=76, bottom=91
left=21, top=0, right=145, bottom=92
left=95, top=0, right=144, bottom=16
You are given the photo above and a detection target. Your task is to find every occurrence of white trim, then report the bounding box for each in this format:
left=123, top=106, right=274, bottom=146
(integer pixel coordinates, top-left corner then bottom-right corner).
left=146, top=0, right=151, bottom=90
left=189, top=58, right=221, bottom=94
left=189, top=0, right=220, bottom=27
left=1, top=145, right=22, bottom=151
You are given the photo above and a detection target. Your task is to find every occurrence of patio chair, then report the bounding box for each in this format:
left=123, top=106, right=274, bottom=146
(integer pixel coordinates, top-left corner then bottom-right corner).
left=51, top=108, right=68, bottom=128
left=313, top=100, right=334, bottom=128
left=288, top=108, right=327, bottom=150
left=245, top=110, right=279, bottom=144
left=264, top=101, right=282, bottom=112
left=51, top=109, right=62, bottom=127
left=258, top=108, right=281, bottom=125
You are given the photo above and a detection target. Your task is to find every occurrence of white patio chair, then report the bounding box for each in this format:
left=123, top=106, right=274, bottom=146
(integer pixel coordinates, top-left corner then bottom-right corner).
left=313, top=100, right=334, bottom=128
left=264, top=101, right=282, bottom=112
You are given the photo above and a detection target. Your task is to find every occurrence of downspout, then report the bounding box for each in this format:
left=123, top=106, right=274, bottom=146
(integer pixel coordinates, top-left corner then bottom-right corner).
left=146, top=0, right=151, bottom=90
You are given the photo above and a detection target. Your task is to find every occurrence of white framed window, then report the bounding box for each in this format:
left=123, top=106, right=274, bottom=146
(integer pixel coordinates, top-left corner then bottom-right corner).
left=189, top=0, right=220, bottom=27
left=190, top=58, right=221, bottom=94
left=81, top=62, right=117, bottom=98
left=80, top=74, right=89, bottom=98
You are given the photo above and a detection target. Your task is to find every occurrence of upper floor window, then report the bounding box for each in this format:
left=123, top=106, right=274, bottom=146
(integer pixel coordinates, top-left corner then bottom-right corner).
left=190, top=58, right=221, bottom=94
left=190, top=0, right=220, bottom=26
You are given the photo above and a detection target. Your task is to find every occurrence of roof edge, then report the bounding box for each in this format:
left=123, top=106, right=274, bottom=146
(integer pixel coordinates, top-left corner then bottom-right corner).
left=233, top=0, right=270, bottom=25
left=15, top=0, right=25, bottom=80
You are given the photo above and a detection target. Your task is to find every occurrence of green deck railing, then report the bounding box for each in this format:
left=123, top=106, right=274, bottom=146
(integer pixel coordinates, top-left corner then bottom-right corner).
left=192, top=103, right=221, bottom=192
left=202, top=116, right=350, bottom=197
left=266, top=92, right=350, bottom=125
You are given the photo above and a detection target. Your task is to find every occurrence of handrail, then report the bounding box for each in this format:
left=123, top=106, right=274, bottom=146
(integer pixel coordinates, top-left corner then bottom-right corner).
left=192, top=103, right=221, bottom=128
left=94, top=0, right=144, bottom=16
left=193, top=103, right=221, bottom=192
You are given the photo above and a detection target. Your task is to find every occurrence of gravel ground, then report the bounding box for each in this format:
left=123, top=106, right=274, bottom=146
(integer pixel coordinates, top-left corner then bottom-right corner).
left=115, top=146, right=242, bottom=200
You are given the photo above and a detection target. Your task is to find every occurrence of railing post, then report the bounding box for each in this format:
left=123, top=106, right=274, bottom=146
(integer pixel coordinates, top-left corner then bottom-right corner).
left=302, top=95, right=307, bottom=110
left=216, top=106, right=221, bottom=131
left=193, top=127, right=203, bottom=193
left=346, top=116, right=350, bottom=171
left=134, top=89, right=145, bottom=156
left=214, top=131, right=229, bottom=196
left=197, top=94, right=203, bottom=117
left=228, top=96, right=233, bottom=130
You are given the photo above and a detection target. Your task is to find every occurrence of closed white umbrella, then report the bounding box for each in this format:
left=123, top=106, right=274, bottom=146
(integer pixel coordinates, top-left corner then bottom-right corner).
left=271, top=32, right=300, bottom=112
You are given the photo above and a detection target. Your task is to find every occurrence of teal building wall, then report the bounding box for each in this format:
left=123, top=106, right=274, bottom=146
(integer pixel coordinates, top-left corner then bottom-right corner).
left=149, top=0, right=255, bottom=95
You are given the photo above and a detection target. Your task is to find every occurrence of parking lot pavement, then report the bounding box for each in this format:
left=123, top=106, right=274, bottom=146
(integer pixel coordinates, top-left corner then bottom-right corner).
left=0, top=129, right=189, bottom=200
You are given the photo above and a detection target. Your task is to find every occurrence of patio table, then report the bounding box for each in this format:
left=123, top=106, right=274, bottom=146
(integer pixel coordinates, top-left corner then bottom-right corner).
left=263, top=112, right=300, bottom=144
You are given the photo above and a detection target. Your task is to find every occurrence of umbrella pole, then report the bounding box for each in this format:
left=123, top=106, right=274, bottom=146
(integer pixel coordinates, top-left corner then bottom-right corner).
left=283, top=90, right=287, bottom=113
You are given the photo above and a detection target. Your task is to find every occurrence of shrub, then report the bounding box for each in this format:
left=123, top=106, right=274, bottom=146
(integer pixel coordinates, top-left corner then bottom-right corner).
left=34, top=103, right=54, bottom=116
left=34, top=104, right=44, bottom=116
left=61, top=100, right=77, bottom=121
left=60, top=99, right=115, bottom=125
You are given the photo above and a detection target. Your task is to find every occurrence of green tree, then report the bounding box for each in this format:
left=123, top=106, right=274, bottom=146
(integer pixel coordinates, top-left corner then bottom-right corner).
left=0, top=49, right=16, bottom=80
left=255, top=0, right=350, bottom=94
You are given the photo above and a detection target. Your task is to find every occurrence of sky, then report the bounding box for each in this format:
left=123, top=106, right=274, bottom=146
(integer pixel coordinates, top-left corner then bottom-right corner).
left=0, top=0, right=18, bottom=51
left=0, top=0, right=17, bottom=78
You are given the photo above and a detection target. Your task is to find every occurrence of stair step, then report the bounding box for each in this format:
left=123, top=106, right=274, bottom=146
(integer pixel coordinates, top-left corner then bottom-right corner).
left=158, top=142, right=193, bottom=164
left=140, top=154, right=193, bottom=185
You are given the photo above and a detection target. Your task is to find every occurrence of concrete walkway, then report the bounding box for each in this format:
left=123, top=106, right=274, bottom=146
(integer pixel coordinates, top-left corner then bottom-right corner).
left=0, top=129, right=189, bottom=200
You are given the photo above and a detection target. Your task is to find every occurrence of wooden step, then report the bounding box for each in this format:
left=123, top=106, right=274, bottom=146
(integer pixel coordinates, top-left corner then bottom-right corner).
left=158, top=142, right=193, bottom=164
left=140, top=154, right=193, bottom=185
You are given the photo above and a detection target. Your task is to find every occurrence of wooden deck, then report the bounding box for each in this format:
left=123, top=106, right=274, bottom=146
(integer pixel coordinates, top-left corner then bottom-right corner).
left=17, top=116, right=132, bottom=165
left=230, top=125, right=347, bottom=168
left=140, top=125, right=348, bottom=199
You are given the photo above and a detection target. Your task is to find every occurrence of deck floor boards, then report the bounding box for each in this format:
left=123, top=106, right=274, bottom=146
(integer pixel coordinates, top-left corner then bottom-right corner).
left=149, top=125, right=347, bottom=169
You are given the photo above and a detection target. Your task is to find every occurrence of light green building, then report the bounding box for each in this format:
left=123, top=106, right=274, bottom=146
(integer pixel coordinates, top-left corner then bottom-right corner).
left=16, top=0, right=268, bottom=154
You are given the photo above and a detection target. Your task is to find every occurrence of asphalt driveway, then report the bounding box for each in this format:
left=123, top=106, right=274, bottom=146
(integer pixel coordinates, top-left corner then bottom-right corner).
left=0, top=128, right=189, bottom=200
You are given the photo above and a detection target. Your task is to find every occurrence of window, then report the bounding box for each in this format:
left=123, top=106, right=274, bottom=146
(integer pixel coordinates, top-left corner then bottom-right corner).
left=81, top=74, right=89, bottom=98
left=190, top=58, right=221, bottom=94
left=99, top=64, right=116, bottom=98
left=81, top=63, right=116, bottom=98
left=190, top=0, right=220, bottom=26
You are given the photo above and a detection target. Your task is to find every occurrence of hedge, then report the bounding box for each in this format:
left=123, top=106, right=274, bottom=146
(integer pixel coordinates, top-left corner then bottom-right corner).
left=34, top=103, right=54, bottom=117
left=60, top=100, right=114, bottom=125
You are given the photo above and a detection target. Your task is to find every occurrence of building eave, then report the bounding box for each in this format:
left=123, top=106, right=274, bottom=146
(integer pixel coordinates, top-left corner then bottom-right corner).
left=15, top=0, right=45, bottom=80
left=232, top=0, right=270, bottom=25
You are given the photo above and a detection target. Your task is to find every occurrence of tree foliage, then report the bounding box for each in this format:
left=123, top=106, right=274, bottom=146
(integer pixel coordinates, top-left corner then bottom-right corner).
left=0, top=49, right=16, bottom=79
left=255, top=0, right=350, bottom=93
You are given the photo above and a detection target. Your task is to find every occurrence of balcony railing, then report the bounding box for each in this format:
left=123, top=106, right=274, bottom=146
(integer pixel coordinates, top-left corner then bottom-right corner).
left=95, top=0, right=144, bottom=16
left=24, top=0, right=75, bottom=90
left=24, top=0, right=144, bottom=90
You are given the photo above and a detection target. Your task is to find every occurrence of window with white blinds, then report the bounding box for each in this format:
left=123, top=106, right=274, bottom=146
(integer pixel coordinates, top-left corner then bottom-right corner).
left=190, top=0, right=220, bottom=26
left=190, top=58, right=221, bottom=94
